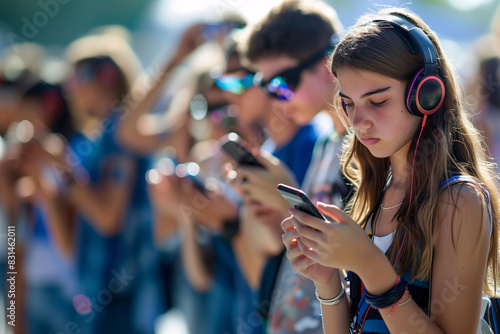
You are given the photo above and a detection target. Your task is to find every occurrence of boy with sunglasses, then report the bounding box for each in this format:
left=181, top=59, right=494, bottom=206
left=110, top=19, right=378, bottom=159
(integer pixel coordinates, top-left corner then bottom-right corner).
left=216, top=45, right=324, bottom=186
left=232, top=1, right=350, bottom=333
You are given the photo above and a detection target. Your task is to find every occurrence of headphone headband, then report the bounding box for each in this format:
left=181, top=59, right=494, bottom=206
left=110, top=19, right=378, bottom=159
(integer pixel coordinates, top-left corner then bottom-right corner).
left=369, top=15, right=438, bottom=76
left=341, top=14, right=445, bottom=117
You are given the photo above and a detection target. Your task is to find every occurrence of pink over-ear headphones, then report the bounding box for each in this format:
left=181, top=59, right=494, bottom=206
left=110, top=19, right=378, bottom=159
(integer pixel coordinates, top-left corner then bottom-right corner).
left=341, top=15, right=445, bottom=118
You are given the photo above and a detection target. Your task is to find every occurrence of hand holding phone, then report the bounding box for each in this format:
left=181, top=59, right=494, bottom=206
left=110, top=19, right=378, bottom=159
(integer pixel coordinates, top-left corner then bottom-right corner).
left=201, top=21, right=244, bottom=40
left=277, top=183, right=326, bottom=220
left=220, top=132, right=265, bottom=169
left=150, top=157, right=208, bottom=195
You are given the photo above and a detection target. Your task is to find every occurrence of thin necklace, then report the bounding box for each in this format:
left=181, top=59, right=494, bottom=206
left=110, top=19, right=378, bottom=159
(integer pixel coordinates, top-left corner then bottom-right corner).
left=380, top=201, right=403, bottom=210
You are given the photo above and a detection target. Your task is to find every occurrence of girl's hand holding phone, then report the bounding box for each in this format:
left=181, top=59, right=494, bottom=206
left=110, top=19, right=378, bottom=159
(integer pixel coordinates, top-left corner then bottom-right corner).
left=281, top=214, right=339, bottom=285
left=283, top=202, right=381, bottom=277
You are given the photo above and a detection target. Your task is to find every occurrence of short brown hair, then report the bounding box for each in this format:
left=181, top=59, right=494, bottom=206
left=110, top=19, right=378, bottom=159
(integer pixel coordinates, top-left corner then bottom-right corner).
left=243, top=0, right=342, bottom=63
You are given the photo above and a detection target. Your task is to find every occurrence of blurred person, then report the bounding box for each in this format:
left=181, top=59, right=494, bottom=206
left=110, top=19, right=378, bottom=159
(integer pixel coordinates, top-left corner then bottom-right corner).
left=145, top=91, right=248, bottom=334
left=0, top=43, right=47, bottom=135
left=210, top=7, right=346, bottom=331
left=216, top=35, right=326, bottom=333
left=17, top=83, right=78, bottom=334
left=150, top=80, right=268, bottom=334
left=216, top=36, right=333, bottom=256
left=215, top=45, right=301, bottom=168
left=142, top=27, right=274, bottom=334
left=40, top=26, right=167, bottom=334
left=225, top=1, right=349, bottom=333
left=0, top=80, right=76, bottom=334
left=160, top=158, right=246, bottom=334
left=466, top=3, right=500, bottom=176
left=465, top=3, right=500, bottom=327
left=175, top=79, right=272, bottom=334
left=117, top=18, right=256, bottom=334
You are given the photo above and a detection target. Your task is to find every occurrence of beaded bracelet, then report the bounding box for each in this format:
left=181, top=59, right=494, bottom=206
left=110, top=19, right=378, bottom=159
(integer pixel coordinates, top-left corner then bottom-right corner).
left=386, top=289, right=411, bottom=317
left=315, top=288, right=345, bottom=306
left=365, top=275, right=408, bottom=310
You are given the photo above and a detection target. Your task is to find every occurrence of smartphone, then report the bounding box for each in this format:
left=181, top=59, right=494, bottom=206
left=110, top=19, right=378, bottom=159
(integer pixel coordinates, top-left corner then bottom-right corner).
left=152, top=157, right=208, bottom=194
left=176, top=162, right=208, bottom=195
left=202, top=21, right=244, bottom=40
left=220, top=132, right=265, bottom=169
left=202, top=23, right=224, bottom=40
left=277, top=183, right=326, bottom=220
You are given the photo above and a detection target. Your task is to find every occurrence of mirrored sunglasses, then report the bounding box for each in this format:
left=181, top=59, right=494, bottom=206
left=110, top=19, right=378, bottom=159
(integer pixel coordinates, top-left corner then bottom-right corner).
left=215, top=69, right=255, bottom=95
left=255, top=47, right=332, bottom=101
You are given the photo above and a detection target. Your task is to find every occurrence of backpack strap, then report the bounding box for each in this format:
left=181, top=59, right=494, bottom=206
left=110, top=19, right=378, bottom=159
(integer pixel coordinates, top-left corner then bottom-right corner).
left=348, top=270, right=363, bottom=322
left=486, top=297, right=500, bottom=334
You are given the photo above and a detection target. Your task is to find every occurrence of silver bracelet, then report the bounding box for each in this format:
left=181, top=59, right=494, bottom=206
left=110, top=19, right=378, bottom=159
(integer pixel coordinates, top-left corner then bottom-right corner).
left=398, top=292, right=412, bottom=307
left=315, top=288, right=345, bottom=306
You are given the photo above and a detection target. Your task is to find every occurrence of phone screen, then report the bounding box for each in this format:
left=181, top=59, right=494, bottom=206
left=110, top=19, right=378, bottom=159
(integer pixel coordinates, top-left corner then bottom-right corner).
left=277, top=184, right=326, bottom=220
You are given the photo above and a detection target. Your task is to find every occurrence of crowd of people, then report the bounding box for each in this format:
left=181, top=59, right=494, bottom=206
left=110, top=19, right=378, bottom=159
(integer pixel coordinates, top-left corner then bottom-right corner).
left=0, top=1, right=499, bottom=333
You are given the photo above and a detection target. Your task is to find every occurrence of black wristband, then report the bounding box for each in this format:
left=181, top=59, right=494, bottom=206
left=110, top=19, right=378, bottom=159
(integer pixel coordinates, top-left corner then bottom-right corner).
left=364, top=275, right=408, bottom=309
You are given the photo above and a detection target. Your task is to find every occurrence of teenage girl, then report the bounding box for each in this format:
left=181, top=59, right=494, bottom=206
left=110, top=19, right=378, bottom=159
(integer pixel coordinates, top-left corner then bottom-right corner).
left=282, top=7, right=499, bottom=333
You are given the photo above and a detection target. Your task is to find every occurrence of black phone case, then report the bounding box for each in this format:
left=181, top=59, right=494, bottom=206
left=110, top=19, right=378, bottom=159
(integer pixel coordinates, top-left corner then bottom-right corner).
left=221, top=139, right=265, bottom=169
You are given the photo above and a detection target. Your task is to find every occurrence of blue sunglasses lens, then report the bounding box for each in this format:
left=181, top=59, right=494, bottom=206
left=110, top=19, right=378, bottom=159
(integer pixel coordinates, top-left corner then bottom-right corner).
left=259, top=46, right=332, bottom=100
left=215, top=71, right=255, bottom=94
left=265, top=76, right=295, bottom=100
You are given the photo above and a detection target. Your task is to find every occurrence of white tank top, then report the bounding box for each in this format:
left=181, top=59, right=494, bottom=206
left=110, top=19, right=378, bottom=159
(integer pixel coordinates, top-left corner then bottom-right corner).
left=373, top=231, right=395, bottom=254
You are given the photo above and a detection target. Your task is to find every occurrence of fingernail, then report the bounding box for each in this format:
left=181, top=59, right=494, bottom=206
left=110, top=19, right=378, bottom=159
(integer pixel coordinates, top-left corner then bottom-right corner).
left=288, top=209, right=293, bottom=214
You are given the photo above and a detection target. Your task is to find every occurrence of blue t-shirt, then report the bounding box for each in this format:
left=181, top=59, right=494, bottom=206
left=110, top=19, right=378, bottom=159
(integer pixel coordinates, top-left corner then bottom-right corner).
left=263, top=114, right=331, bottom=185
left=205, top=235, right=262, bottom=334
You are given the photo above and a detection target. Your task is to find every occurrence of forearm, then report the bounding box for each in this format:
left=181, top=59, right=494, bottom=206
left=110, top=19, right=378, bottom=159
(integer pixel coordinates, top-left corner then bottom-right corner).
left=68, top=184, right=123, bottom=236
left=152, top=211, right=179, bottom=247
left=118, top=56, right=184, bottom=154
left=356, top=252, right=444, bottom=334
left=130, top=55, right=184, bottom=116
left=377, top=297, right=443, bottom=334
left=315, top=270, right=350, bottom=334
left=180, top=220, right=213, bottom=292
left=43, top=196, right=75, bottom=258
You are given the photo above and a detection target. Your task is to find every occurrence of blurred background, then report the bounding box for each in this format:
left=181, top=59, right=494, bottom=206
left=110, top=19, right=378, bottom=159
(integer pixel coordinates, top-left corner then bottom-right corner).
left=0, top=0, right=498, bottom=75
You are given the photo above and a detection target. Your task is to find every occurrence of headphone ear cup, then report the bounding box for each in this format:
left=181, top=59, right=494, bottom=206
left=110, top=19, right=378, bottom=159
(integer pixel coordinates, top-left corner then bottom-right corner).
left=406, top=69, right=445, bottom=117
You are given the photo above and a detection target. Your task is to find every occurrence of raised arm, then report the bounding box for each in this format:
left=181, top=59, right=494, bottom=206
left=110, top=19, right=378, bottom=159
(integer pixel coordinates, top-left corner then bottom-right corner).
left=117, top=24, right=206, bottom=154
left=67, top=154, right=137, bottom=236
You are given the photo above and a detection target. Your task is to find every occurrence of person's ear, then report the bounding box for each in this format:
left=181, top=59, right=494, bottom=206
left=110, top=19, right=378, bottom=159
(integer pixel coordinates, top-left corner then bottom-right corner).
left=328, top=71, right=337, bottom=83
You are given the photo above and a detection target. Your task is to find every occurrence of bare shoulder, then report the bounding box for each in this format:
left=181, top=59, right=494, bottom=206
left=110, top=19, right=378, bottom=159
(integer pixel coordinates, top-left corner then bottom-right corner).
left=438, top=182, right=487, bottom=220
left=431, top=182, right=492, bottom=334
left=436, top=181, right=490, bottom=247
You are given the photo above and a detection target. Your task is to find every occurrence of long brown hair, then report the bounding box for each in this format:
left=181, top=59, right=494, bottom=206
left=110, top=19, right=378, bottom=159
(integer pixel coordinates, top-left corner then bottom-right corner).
left=329, top=8, right=499, bottom=296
